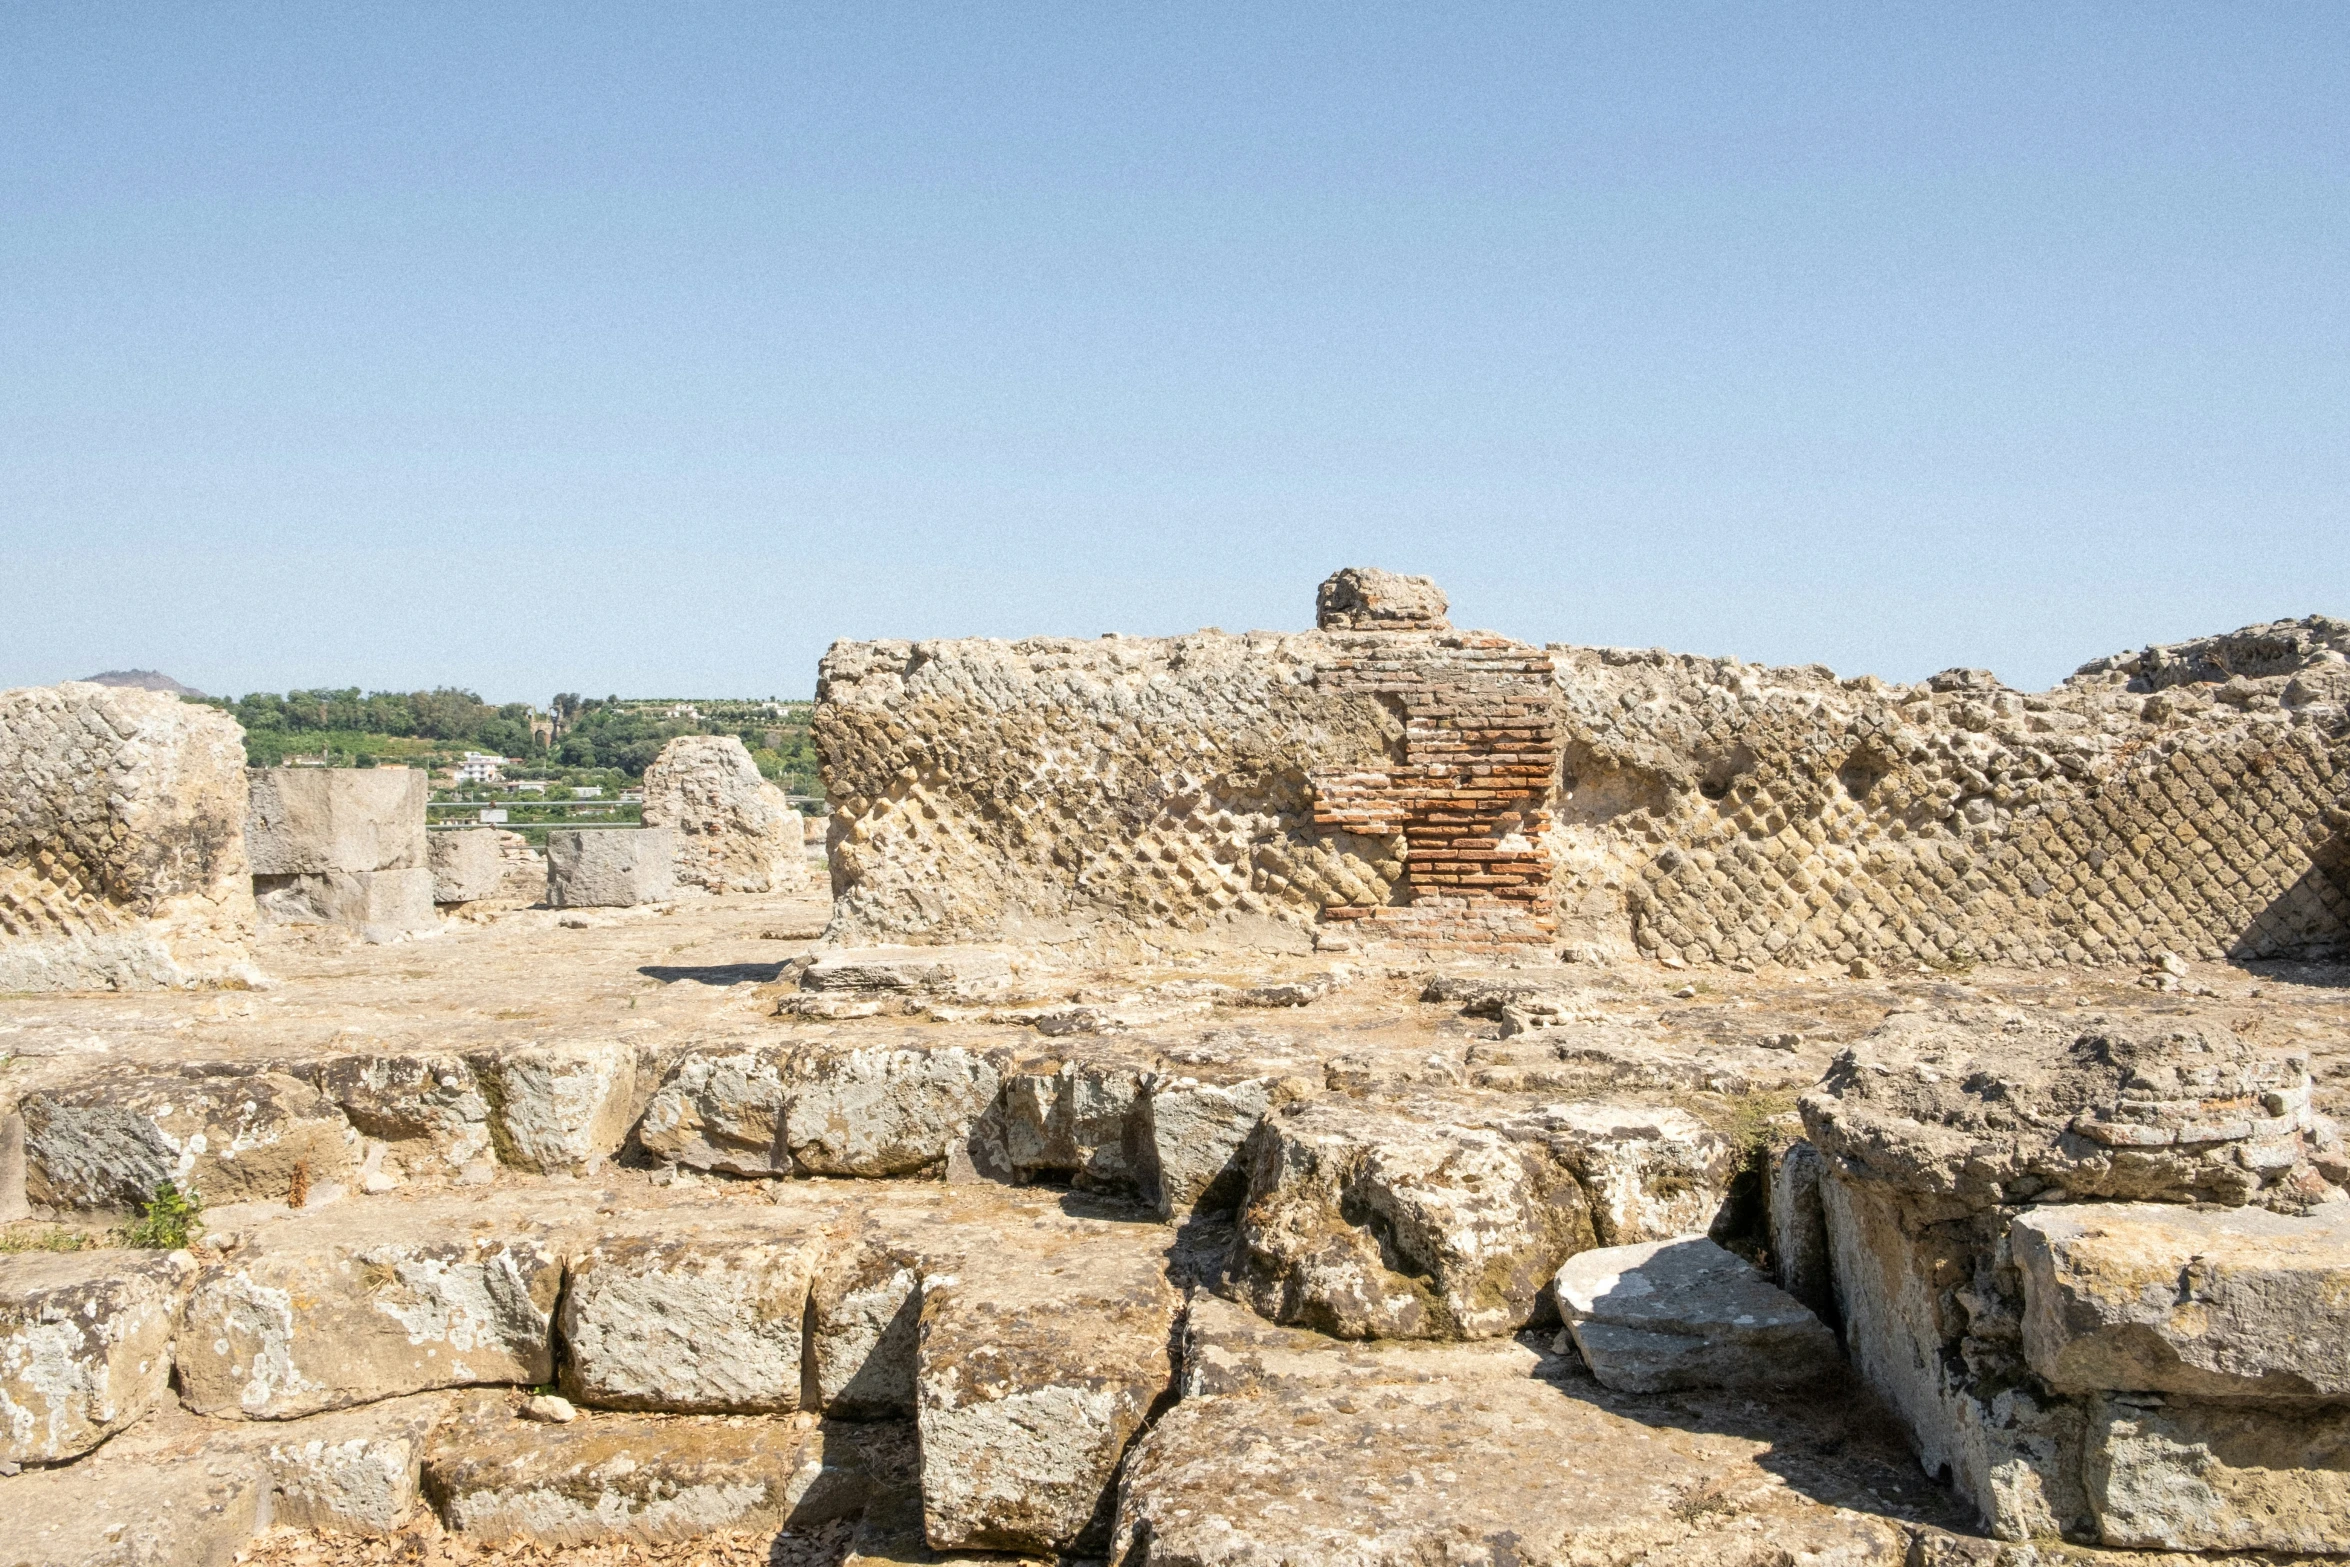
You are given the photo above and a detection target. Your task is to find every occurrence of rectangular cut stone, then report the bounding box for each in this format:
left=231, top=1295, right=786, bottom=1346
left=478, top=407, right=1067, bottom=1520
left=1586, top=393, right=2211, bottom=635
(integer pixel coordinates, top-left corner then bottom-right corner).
left=0, top=1249, right=192, bottom=1462
left=560, top=1228, right=830, bottom=1413
left=2084, top=1395, right=2350, bottom=1554
left=546, top=827, right=676, bottom=907
left=467, top=1041, right=639, bottom=1174
left=176, top=1197, right=566, bottom=1419
left=428, top=828, right=507, bottom=903
left=2015, top=1201, right=2350, bottom=1399
left=254, top=866, right=437, bottom=941
left=246, top=766, right=428, bottom=874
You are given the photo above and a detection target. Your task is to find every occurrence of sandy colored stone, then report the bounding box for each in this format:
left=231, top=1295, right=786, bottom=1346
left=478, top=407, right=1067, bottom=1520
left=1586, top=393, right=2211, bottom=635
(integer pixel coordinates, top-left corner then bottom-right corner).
left=21, top=1068, right=359, bottom=1212
left=799, top=947, right=1013, bottom=994
left=1134, top=1074, right=1277, bottom=1218
left=783, top=1042, right=1000, bottom=1177
left=245, top=767, right=427, bottom=876
left=1113, top=1293, right=1913, bottom=1566
left=305, top=1052, right=494, bottom=1177
left=468, top=1041, right=638, bottom=1175
left=546, top=828, right=676, bottom=908
left=913, top=1211, right=1180, bottom=1553
left=429, top=830, right=509, bottom=905
left=176, top=1197, right=565, bottom=1419
left=641, top=736, right=810, bottom=895
left=633, top=1046, right=793, bottom=1176
left=1511, top=1099, right=1737, bottom=1245
left=0, top=1403, right=273, bottom=1566
left=560, top=1227, right=829, bottom=1413
left=0, top=681, right=259, bottom=991
left=2083, top=1394, right=2350, bottom=1554
left=0, top=1246, right=191, bottom=1463
left=1224, top=1096, right=1597, bottom=1340
left=254, top=867, right=438, bottom=942
left=264, top=1393, right=448, bottom=1534
left=421, top=1398, right=869, bottom=1545
left=995, top=1058, right=1145, bottom=1190
left=2014, top=1200, right=2350, bottom=1399
left=1314, top=565, right=1451, bottom=632
left=1555, top=1236, right=1840, bottom=1393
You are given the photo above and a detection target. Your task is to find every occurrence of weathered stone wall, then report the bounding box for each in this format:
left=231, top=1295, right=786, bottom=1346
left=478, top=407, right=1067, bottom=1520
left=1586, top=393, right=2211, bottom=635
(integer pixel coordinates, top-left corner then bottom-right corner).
left=816, top=578, right=2349, bottom=965
left=1554, top=617, right=2350, bottom=968
left=0, top=682, right=258, bottom=990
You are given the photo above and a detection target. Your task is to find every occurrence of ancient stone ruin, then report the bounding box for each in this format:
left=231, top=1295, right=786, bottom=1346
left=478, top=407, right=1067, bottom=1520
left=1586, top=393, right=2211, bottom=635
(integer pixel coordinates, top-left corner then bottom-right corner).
left=819, top=571, right=2350, bottom=967
left=1, top=574, right=2347, bottom=1565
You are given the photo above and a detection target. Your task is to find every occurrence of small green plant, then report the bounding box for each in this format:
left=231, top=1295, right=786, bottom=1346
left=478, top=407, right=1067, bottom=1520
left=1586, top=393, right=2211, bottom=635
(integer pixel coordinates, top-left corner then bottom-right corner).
left=124, top=1180, right=203, bottom=1249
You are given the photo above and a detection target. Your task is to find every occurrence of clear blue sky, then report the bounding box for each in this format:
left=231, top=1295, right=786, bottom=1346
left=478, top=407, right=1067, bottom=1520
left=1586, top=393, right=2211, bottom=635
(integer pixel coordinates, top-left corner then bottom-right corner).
left=4, top=5, right=2343, bottom=701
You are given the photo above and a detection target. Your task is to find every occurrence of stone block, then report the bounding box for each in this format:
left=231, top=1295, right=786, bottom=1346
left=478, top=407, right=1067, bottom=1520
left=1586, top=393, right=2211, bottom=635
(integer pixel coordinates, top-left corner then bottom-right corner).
left=0, top=681, right=258, bottom=991
left=254, top=866, right=438, bottom=941
left=2014, top=1200, right=2350, bottom=1399
left=1554, top=1237, right=1841, bottom=1393
left=1223, top=1097, right=1599, bottom=1341
left=305, top=1051, right=494, bottom=1177
left=1314, top=565, right=1451, bottom=631
left=807, top=1230, right=922, bottom=1418
left=1512, top=1100, right=1737, bottom=1245
left=176, top=1198, right=566, bottom=1419
left=466, top=1041, right=640, bottom=1175
left=2083, top=1394, right=2350, bottom=1554
left=641, top=734, right=810, bottom=894
left=915, top=1216, right=1180, bottom=1553
left=1134, top=1074, right=1276, bottom=1219
left=0, top=1248, right=192, bottom=1463
left=428, top=828, right=507, bottom=904
left=799, top=946, right=1012, bottom=994
left=633, top=1046, right=793, bottom=1176
left=265, top=1394, right=447, bottom=1534
left=1770, top=1137, right=1835, bottom=1321
left=1, top=1405, right=274, bottom=1566
left=560, top=1228, right=829, bottom=1413
left=21, top=1067, right=359, bottom=1212
left=422, top=1397, right=870, bottom=1545
left=245, top=765, right=427, bottom=875
left=546, top=827, right=675, bottom=908
left=784, top=1043, right=1001, bottom=1177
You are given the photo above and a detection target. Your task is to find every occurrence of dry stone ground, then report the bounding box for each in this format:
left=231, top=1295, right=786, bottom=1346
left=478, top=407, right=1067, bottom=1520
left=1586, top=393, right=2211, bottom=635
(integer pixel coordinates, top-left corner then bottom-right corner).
left=2, top=871, right=2349, bottom=1563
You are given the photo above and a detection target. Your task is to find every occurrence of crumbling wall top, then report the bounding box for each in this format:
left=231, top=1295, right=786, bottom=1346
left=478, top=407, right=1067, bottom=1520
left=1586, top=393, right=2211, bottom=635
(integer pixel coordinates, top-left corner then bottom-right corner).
left=1315, top=568, right=1450, bottom=632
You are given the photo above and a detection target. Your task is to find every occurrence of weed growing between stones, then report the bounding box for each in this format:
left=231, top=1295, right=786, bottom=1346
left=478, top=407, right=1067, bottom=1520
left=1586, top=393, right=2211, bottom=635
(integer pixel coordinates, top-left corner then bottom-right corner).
left=124, top=1178, right=203, bottom=1248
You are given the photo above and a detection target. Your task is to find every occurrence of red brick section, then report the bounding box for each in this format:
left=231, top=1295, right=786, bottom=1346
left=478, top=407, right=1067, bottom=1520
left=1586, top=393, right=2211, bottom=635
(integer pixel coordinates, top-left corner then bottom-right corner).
left=1311, top=633, right=1559, bottom=952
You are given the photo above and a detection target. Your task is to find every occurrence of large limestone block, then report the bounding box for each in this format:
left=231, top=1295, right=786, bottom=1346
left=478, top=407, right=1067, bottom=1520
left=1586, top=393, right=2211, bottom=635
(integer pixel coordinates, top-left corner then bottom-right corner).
left=253, top=866, right=438, bottom=941
left=2014, top=1200, right=2350, bottom=1399
left=915, top=1216, right=1181, bottom=1553
left=306, top=1051, right=494, bottom=1176
left=1818, top=1169, right=2086, bottom=1542
left=0, top=1248, right=192, bottom=1463
left=2082, top=1394, right=2350, bottom=1554
left=545, top=827, right=676, bottom=908
left=0, top=681, right=258, bottom=991
left=1224, top=1097, right=1596, bottom=1340
left=428, top=828, right=507, bottom=904
left=641, top=734, right=810, bottom=894
left=264, top=1393, right=448, bottom=1534
left=634, top=1045, right=793, bottom=1175
left=784, top=1042, right=1001, bottom=1177
left=560, top=1228, right=830, bottom=1413
left=1554, top=1237, right=1840, bottom=1393
left=468, top=1040, right=639, bottom=1174
left=1, top=1405, right=274, bottom=1567
left=799, top=946, right=1013, bottom=994
left=1134, top=1074, right=1277, bottom=1219
left=21, top=1067, right=359, bottom=1211
left=1314, top=565, right=1451, bottom=631
left=807, top=1229, right=922, bottom=1418
left=996, top=1059, right=1145, bottom=1190
left=176, top=1199, right=566, bottom=1418
left=1112, top=1294, right=1910, bottom=1565
left=422, top=1397, right=869, bottom=1545
left=245, top=765, right=427, bottom=874
left=1511, top=1100, right=1736, bottom=1245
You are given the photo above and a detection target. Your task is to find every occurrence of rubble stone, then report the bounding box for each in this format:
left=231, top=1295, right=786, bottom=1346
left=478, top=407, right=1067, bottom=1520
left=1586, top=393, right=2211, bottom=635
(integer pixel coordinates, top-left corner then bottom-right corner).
left=1223, top=1097, right=1596, bottom=1340
left=1313, top=565, right=1451, bottom=632
left=21, top=1068, right=359, bottom=1212
left=0, top=681, right=258, bottom=991
left=1554, top=1237, right=1841, bottom=1393
left=546, top=827, right=676, bottom=908
left=0, top=1248, right=191, bottom=1463
left=641, top=735, right=812, bottom=894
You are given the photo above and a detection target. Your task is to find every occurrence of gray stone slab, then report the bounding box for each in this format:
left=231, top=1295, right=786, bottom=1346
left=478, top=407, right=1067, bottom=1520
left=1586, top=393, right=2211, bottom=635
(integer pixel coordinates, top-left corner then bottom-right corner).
left=1555, top=1236, right=1840, bottom=1393
left=245, top=766, right=427, bottom=875
left=546, top=827, right=675, bottom=907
